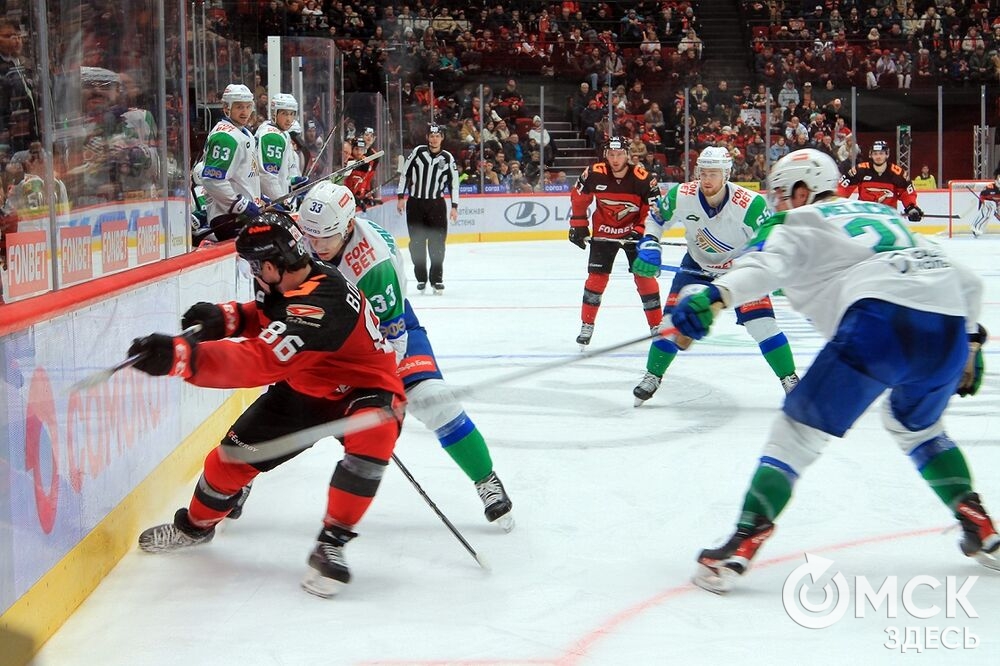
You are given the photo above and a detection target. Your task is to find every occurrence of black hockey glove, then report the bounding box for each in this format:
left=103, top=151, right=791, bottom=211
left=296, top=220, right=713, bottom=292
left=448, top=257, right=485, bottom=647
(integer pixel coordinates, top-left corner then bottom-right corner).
left=569, top=226, right=590, bottom=249
left=957, top=324, right=987, bottom=397
left=904, top=204, right=923, bottom=222
left=181, top=302, right=242, bottom=341
left=128, top=334, right=195, bottom=378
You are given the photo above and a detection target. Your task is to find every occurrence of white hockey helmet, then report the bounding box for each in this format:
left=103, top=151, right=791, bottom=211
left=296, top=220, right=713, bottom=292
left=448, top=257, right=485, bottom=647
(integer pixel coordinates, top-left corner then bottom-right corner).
left=767, top=148, right=840, bottom=207
left=298, top=181, right=356, bottom=238
left=270, top=93, right=298, bottom=115
left=696, top=146, right=733, bottom=180
left=221, top=83, right=254, bottom=105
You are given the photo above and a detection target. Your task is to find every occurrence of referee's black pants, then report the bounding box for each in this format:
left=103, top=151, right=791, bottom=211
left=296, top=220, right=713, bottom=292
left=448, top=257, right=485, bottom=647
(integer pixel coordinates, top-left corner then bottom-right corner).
left=406, top=197, right=448, bottom=285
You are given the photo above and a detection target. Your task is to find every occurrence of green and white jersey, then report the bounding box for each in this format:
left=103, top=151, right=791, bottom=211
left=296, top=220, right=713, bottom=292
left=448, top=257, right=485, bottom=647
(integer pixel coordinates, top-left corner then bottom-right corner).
left=646, top=181, right=770, bottom=274
left=199, top=118, right=261, bottom=221
left=716, top=198, right=983, bottom=340
left=328, top=217, right=409, bottom=359
left=255, top=121, right=296, bottom=201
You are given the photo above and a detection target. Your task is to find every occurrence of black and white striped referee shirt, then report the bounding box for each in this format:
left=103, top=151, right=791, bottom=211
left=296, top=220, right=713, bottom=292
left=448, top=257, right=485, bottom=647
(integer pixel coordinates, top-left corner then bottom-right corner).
left=397, top=145, right=461, bottom=206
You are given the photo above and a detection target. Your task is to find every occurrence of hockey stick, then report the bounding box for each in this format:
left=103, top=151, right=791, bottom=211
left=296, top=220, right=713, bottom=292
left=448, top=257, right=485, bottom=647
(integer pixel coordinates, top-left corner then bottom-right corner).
left=920, top=213, right=960, bottom=219
left=391, top=454, right=490, bottom=570
left=220, top=326, right=680, bottom=466
left=587, top=237, right=688, bottom=247
left=303, top=122, right=340, bottom=179
left=68, top=324, right=203, bottom=393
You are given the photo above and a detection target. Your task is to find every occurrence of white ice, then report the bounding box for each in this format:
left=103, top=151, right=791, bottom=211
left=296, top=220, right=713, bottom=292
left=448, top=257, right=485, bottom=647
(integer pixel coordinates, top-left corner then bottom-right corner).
left=32, top=236, right=1000, bottom=665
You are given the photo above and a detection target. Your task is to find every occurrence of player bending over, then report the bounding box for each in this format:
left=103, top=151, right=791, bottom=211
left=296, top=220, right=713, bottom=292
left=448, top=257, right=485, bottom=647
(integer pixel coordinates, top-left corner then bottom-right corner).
left=133, top=213, right=404, bottom=598
left=669, top=149, right=996, bottom=594
left=298, top=182, right=514, bottom=531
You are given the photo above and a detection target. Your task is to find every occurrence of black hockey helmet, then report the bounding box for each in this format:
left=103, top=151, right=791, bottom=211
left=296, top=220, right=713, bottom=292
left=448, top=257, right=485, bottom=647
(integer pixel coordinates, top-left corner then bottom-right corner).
left=428, top=123, right=444, bottom=136
left=352, top=136, right=366, bottom=148
left=871, top=139, right=890, bottom=154
left=606, top=135, right=627, bottom=151
left=235, top=211, right=309, bottom=275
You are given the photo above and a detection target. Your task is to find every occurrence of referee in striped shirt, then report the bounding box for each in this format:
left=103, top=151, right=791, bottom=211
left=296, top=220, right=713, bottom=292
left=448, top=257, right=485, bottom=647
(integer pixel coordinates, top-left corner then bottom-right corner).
left=396, top=124, right=460, bottom=293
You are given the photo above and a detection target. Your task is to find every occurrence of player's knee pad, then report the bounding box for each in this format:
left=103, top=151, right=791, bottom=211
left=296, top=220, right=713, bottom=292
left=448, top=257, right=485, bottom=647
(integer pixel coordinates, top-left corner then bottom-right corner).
left=406, top=378, right=465, bottom=432
left=331, top=454, right=388, bottom=498
left=743, top=316, right=782, bottom=344
left=759, top=413, right=830, bottom=476
left=881, top=400, right=946, bottom=456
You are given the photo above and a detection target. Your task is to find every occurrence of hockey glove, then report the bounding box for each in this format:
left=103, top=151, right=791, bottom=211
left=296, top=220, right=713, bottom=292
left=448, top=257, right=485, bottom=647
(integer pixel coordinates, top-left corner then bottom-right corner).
left=632, top=235, right=662, bottom=278
left=568, top=226, right=590, bottom=249
left=290, top=176, right=310, bottom=208
left=673, top=285, right=723, bottom=340
left=128, top=334, right=195, bottom=378
left=904, top=204, right=923, bottom=222
left=230, top=196, right=263, bottom=219
left=957, top=324, right=987, bottom=397
left=181, top=301, right=243, bottom=341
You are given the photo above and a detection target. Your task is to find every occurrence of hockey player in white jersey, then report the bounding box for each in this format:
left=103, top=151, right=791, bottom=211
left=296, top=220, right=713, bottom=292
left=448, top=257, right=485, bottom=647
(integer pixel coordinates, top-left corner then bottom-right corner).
left=668, top=149, right=997, bottom=593
left=255, top=92, right=307, bottom=204
left=297, top=182, right=514, bottom=531
left=198, top=83, right=263, bottom=238
left=630, top=146, right=798, bottom=406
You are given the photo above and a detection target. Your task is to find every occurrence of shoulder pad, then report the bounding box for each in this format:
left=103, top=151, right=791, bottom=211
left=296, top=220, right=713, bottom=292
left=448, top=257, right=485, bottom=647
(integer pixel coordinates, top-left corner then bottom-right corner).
left=591, top=162, right=608, bottom=175
left=889, top=163, right=903, bottom=175
left=632, top=164, right=649, bottom=180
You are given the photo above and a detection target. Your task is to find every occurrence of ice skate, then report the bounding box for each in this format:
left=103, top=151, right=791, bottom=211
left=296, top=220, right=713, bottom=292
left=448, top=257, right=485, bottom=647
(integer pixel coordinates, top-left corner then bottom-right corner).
left=780, top=373, right=800, bottom=395
left=476, top=471, right=514, bottom=532
left=138, top=508, right=216, bottom=553
left=576, top=322, right=594, bottom=349
left=432, top=282, right=445, bottom=294
left=633, top=371, right=662, bottom=407
left=955, top=493, right=1000, bottom=571
left=416, top=282, right=426, bottom=292
left=301, top=525, right=357, bottom=598
left=227, top=483, right=252, bottom=520
left=693, top=517, right=775, bottom=594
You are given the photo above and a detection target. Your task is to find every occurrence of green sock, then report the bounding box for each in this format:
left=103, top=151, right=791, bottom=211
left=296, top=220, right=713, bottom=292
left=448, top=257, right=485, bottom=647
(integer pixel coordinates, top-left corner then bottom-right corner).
left=646, top=342, right=678, bottom=376
left=739, top=464, right=794, bottom=528
left=762, top=340, right=796, bottom=379
left=442, top=428, right=494, bottom=483
left=919, top=447, right=972, bottom=508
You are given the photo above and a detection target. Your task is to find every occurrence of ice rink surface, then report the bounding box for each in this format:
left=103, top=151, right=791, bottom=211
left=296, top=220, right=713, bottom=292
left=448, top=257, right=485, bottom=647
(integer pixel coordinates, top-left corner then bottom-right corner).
left=32, top=236, right=1000, bottom=665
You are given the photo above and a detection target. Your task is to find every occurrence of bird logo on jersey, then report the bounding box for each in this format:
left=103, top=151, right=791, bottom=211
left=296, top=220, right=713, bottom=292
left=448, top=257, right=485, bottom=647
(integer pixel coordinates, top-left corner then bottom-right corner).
left=868, top=187, right=895, bottom=204
left=694, top=226, right=736, bottom=254
left=601, top=198, right=640, bottom=221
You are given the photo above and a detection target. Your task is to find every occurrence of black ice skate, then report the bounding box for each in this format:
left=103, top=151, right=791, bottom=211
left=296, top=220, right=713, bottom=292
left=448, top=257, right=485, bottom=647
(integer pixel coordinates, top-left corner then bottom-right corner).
left=633, top=371, right=662, bottom=407
left=693, top=517, right=775, bottom=594
left=138, top=508, right=216, bottom=553
left=576, top=322, right=594, bottom=349
left=301, top=525, right=357, bottom=598
left=476, top=471, right=514, bottom=532
left=432, top=282, right=445, bottom=294
left=955, top=493, right=1000, bottom=571
left=416, top=282, right=426, bottom=292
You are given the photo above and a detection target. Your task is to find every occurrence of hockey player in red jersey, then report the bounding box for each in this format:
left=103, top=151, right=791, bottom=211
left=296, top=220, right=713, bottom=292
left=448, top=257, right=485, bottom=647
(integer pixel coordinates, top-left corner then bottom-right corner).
left=838, top=139, right=923, bottom=221
left=132, top=212, right=404, bottom=598
left=569, top=136, right=662, bottom=347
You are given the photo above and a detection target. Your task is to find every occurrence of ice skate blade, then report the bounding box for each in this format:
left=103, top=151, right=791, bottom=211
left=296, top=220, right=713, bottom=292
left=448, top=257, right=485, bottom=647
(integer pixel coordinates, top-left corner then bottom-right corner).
left=971, top=551, right=1000, bottom=572
left=301, top=570, right=348, bottom=598
left=692, top=563, right=739, bottom=594
left=494, top=513, right=515, bottom=533
left=633, top=397, right=647, bottom=408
